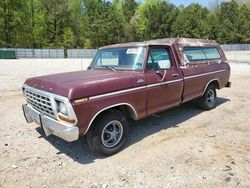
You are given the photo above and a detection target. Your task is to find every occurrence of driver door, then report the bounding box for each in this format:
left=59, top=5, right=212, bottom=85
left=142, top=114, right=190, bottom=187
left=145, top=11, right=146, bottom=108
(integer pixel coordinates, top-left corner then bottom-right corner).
left=145, top=46, right=183, bottom=115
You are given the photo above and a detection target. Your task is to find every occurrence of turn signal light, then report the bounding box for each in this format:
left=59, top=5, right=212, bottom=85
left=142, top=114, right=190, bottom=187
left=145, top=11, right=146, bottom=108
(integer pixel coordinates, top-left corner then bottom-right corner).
left=73, top=98, right=89, bottom=104
left=58, top=114, right=76, bottom=124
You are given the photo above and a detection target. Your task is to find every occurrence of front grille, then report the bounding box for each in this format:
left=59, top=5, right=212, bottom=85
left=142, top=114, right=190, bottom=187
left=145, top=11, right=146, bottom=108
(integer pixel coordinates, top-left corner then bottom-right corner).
left=25, top=89, right=56, bottom=118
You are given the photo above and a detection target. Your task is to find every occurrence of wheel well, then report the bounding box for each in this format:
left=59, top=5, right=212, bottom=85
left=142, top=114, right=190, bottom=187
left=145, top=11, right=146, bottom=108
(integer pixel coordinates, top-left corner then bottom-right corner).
left=85, top=104, right=137, bottom=134
left=209, top=80, right=220, bottom=89
left=202, top=80, right=220, bottom=96
left=113, top=105, right=137, bottom=120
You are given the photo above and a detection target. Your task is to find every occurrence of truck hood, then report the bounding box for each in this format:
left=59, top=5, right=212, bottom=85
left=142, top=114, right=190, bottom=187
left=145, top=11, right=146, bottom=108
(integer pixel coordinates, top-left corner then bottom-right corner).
left=24, top=70, right=144, bottom=100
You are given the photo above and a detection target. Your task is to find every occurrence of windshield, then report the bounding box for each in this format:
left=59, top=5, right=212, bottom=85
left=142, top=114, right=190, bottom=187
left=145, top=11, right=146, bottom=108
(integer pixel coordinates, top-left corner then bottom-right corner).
left=91, top=47, right=146, bottom=71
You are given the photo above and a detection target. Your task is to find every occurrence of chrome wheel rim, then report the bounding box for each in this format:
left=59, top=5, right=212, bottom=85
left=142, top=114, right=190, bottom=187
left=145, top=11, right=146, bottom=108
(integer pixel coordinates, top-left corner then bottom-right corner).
left=101, top=120, right=123, bottom=148
left=207, top=89, right=215, bottom=107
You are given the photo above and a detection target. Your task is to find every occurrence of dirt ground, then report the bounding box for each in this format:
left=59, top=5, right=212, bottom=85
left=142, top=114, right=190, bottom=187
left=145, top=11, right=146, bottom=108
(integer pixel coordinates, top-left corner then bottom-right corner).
left=0, top=59, right=249, bottom=188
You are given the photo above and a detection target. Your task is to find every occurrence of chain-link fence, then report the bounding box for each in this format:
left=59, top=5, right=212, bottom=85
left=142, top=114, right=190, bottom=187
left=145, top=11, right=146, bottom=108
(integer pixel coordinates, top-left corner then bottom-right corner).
left=1, top=45, right=250, bottom=61
left=0, top=48, right=64, bottom=58
left=221, top=44, right=250, bottom=51
left=67, top=49, right=97, bottom=58
left=0, top=48, right=97, bottom=59
left=219, top=44, right=250, bottom=63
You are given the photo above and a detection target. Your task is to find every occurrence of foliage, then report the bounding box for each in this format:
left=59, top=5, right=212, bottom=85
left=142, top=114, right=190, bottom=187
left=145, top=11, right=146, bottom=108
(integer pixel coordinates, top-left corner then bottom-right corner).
left=63, top=27, right=76, bottom=49
left=238, top=4, right=250, bottom=43
left=0, top=0, right=25, bottom=47
left=172, top=4, right=209, bottom=38
left=133, top=0, right=178, bottom=40
left=0, top=0, right=249, bottom=49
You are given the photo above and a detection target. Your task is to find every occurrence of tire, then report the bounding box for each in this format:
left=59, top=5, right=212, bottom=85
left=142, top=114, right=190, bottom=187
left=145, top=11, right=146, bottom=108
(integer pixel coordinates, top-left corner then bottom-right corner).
left=86, top=109, right=129, bottom=156
left=199, top=85, right=217, bottom=110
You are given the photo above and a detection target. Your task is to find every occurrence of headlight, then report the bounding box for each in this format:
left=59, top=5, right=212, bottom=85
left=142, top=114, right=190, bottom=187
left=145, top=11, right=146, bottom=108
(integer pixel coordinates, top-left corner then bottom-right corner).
left=56, top=100, right=76, bottom=124
left=58, top=101, right=68, bottom=115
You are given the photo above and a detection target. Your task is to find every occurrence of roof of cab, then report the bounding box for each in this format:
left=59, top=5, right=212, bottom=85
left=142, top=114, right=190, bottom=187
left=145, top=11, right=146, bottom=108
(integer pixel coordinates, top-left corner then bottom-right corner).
left=100, top=37, right=219, bottom=49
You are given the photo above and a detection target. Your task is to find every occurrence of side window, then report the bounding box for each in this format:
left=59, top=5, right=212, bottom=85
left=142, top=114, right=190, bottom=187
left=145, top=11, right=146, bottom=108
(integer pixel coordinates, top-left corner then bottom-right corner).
left=203, top=48, right=221, bottom=60
left=183, top=48, right=207, bottom=62
left=184, top=47, right=221, bottom=63
left=147, top=48, right=172, bottom=71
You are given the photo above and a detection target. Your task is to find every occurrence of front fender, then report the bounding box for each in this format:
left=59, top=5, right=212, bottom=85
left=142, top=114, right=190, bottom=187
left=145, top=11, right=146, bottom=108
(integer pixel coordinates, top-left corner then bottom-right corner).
left=72, top=88, right=147, bottom=134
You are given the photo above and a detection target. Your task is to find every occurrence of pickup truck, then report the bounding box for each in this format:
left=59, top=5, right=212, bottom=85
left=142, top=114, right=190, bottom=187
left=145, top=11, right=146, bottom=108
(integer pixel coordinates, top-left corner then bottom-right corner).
left=22, top=38, right=231, bottom=156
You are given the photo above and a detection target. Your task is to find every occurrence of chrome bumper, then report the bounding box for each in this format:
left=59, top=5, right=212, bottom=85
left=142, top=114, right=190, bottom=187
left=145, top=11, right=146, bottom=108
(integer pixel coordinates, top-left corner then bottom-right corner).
left=22, top=104, right=79, bottom=142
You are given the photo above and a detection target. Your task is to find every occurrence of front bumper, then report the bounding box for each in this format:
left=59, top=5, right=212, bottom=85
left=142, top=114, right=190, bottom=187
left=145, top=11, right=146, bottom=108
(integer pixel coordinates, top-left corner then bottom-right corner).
left=22, top=104, right=79, bottom=142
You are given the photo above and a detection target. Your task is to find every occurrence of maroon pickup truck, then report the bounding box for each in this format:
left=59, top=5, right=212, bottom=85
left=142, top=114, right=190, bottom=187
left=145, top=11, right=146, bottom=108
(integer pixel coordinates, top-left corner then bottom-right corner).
left=22, top=38, right=231, bottom=156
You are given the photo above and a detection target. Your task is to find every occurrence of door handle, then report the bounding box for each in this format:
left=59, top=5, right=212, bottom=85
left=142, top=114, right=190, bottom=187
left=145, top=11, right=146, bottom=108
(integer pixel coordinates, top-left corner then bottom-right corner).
left=137, top=79, right=145, bottom=83
left=172, top=74, right=179, bottom=78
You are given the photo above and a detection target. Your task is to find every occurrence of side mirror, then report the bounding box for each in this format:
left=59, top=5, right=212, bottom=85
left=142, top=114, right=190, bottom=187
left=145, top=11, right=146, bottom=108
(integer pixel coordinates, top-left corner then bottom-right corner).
left=156, top=69, right=167, bottom=82
left=158, top=60, right=171, bottom=69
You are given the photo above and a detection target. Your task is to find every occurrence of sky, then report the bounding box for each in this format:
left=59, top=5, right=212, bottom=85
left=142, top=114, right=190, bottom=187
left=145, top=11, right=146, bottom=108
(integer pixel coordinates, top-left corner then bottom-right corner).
left=170, top=0, right=210, bottom=7
left=135, top=0, right=214, bottom=7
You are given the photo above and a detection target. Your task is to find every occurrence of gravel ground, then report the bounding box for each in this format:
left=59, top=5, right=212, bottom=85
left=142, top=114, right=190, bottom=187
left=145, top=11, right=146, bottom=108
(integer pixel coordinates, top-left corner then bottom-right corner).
left=0, top=59, right=249, bottom=188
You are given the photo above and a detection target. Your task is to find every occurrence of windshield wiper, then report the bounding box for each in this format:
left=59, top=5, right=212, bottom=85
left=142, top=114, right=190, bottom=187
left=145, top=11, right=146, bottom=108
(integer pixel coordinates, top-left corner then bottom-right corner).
left=103, top=66, right=116, bottom=72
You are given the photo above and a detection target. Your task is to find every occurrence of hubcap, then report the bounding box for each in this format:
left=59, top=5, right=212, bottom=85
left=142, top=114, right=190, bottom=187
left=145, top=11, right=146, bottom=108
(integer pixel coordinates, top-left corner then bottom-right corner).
left=101, top=120, right=123, bottom=148
left=207, top=89, right=215, bottom=106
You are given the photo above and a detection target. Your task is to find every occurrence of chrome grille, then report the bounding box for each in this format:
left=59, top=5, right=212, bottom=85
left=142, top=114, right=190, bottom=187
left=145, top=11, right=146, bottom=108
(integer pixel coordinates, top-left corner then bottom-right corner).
left=25, top=89, right=56, bottom=118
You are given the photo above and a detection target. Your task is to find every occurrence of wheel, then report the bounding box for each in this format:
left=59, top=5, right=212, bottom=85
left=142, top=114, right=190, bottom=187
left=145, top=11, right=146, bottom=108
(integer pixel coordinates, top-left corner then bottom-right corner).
left=199, top=85, right=217, bottom=110
left=86, top=109, right=129, bottom=156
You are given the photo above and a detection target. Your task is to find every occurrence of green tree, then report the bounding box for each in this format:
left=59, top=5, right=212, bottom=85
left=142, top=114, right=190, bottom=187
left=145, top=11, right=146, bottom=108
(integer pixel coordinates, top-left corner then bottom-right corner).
left=217, top=0, right=240, bottom=43
left=1, top=0, right=250, bottom=48
left=84, top=1, right=123, bottom=48
left=63, top=27, right=76, bottom=49
left=118, top=0, right=139, bottom=42
left=63, top=27, right=76, bottom=57
left=84, top=38, right=92, bottom=48
left=82, top=0, right=102, bottom=47
left=147, top=1, right=178, bottom=39
left=0, top=0, right=24, bottom=47
left=41, top=0, right=72, bottom=48
left=32, top=0, right=46, bottom=48
left=206, top=12, right=221, bottom=42
left=70, top=0, right=85, bottom=48
left=237, top=4, right=250, bottom=43
left=121, top=0, right=138, bottom=23
left=172, top=3, right=209, bottom=39
left=19, top=0, right=43, bottom=48
left=132, top=0, right=178, bottom=41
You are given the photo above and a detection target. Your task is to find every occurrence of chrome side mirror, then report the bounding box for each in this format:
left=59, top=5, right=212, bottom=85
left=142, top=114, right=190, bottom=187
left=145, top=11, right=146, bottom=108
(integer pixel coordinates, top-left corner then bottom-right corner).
left=156, top=70, right=167, bottom=82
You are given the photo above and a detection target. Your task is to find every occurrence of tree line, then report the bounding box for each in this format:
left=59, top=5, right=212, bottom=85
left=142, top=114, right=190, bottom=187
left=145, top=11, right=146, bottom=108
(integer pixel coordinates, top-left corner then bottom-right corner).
left=0, top=0, right=250, bottom=49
